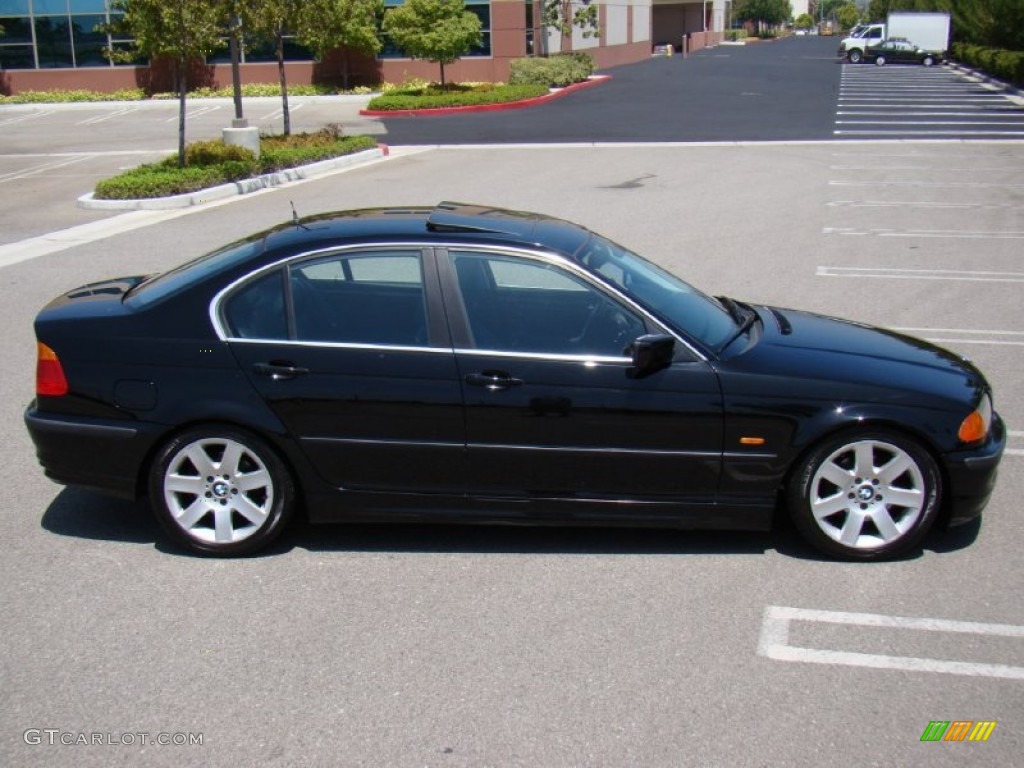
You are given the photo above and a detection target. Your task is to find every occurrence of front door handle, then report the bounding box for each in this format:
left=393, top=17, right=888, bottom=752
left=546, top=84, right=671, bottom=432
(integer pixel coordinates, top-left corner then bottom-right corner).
left=465, top=371, right=523, bottom=391
left=252, top=361, right=310, bottom=381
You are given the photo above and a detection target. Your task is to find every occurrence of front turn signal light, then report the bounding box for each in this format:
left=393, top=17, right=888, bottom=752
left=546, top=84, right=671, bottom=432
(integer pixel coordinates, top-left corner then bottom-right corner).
left=36, top=342, right=68, bottom=396
left=958, top=395, right=992, bottom=444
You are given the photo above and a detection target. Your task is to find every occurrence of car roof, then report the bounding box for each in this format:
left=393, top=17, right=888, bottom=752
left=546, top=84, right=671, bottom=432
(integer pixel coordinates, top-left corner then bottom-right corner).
left=258, top=201, right=593, bottom=258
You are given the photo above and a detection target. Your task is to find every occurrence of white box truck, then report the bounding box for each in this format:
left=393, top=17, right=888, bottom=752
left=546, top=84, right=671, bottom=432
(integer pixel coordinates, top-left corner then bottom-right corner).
left=838, top=12, right=951, bottom=63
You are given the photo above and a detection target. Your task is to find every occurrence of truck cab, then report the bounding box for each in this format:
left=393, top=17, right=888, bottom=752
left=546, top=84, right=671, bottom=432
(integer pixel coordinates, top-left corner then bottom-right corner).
left=838, top=23, right=886, bottom=63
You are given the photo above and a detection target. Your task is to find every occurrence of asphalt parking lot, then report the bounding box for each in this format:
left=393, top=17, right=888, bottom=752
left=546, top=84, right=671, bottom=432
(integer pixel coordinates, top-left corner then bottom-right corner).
left=1, top=43, right=1023, bottom=767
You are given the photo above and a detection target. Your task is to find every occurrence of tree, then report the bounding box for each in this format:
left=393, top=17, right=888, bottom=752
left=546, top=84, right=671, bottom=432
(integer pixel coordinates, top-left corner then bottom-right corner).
left=542, top=0, right=599, bottom=43
left=795, top=13, right=815, bottom=29
left=382, top=0, right=482, bottom=86
left=734, top=0, right=793, bottom=30
left=294, top=0, right=382, bottom=92
left=236, top=0, right=302, bottom=135
left=107, top=0, right=225, bottom=167
left=836, top=2, right=860, bottom=29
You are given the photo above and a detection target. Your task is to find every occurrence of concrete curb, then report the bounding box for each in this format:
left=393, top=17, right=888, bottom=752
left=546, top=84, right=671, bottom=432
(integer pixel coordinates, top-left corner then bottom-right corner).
left=946, top=61, right=1024, bottom=100
left=359, top=76, right=611, bottom=118
left=77, top=144, right=388, bottom=211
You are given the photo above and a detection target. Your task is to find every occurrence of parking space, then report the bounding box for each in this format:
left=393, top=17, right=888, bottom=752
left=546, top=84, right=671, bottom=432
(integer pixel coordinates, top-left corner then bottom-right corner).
left=835, top=63, right=1024, bottom=138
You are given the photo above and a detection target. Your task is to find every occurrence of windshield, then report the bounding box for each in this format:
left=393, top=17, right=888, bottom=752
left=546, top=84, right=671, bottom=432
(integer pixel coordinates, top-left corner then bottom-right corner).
left=575, top=235, right=739, bottom=351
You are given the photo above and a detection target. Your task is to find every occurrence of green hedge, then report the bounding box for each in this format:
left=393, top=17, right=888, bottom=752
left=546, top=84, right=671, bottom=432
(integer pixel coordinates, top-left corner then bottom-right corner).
left=508, top=52, right=596, bottom=88
left=366, top=83, right=547, bottom=111
left=952, top=42, right=1024, bottom=88
left=93, top=132, right=377, bottom=200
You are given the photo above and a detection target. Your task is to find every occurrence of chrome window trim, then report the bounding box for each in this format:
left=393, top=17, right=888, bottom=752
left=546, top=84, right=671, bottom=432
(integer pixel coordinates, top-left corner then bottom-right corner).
left=209, top=242, right=434, bottom=341
left=208, top=240, right=708, bottom=363
left=454, top=348, right=629, bottom=364
left=222, top=338, right=454, bottom=355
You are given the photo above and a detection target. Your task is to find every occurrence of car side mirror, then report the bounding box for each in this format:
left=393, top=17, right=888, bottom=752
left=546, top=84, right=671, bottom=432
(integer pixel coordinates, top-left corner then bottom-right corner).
left=628, top=334, right=675, bottom=378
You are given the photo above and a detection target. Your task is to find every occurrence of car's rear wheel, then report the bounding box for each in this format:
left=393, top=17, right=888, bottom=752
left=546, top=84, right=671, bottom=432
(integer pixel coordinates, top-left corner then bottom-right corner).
left=922, top=55, right=935, bottom=67
left=875, top=55, right=887, bottom=66
left=149, top=425, right=294, bottom=556
left=848, top=49, right=863, bottom=64
left=787, top=430, right=940, bottom=560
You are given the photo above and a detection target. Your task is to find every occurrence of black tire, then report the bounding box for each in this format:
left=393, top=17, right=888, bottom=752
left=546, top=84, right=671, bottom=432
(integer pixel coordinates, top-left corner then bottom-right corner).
left=922, top=56, right=935, bottom=67
left=786, top=430, right=941, bottom=560
left=149, top=425, right=295, bottom=556
left=875, top=55, right=886, bottom=66
left=848, top=49, right=863, bottom=64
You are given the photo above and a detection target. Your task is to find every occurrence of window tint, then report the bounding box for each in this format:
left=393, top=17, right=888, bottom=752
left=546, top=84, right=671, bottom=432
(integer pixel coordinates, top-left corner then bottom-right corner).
left=451, top=252, right=644, bottom=356
left=290, top=251, right=428, bottom=346
left=223, top=269, right=287, bottom=340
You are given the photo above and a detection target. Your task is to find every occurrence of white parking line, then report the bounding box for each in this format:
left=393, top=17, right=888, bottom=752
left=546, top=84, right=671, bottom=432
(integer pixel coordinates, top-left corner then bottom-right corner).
left=0, top=109, right=55, bottom=127
left=827, top=200, right=1023, bottom=211
left=817, top=266, right=1024, bottom=283
left=829, top=179, right=1024, bottom=189
left=0, top=155, right=92, bottom=185
left=76, top=105, right=140, bottom=125
left=822, top=227, right=1024, bottom=239
left=758, top=606, right=1024, bottom=680
left=165, top=105, right=220, bottom=122
left=890, top=328, right=1024, bottom=346
left=263, top=102, right=305, bottom=122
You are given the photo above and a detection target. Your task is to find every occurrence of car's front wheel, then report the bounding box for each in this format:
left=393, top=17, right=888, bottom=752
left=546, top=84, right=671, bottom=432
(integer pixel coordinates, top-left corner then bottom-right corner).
left=922, top=55, right=935, bottom=67
left=875, top=55, right=887, bottom=66
left=149, top=425, right=295, bottom=556
left=787, top=430, right=941, bottom=560
left=848, top=49, right=863, bottom=64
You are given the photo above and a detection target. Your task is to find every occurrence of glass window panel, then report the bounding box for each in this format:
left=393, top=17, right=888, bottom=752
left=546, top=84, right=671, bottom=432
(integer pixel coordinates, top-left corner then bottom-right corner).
left=69, top=0, right=108, bottom=12
left=290, top=251, right=427, bottom=345
left=0, top=0, right=30, bottom=13
left=35, top=15, right=75, bottom=68
left=0, top=15, right=32, bottom=43
left=71, top=13, right=108, bottom=66
left=33, top=0, right=68, bottom=13
left=0, top=43, right=35, bottom=69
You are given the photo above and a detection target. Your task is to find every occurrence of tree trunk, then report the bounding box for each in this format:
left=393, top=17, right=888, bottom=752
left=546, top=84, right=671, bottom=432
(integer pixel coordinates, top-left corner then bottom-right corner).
left=439, top=61, right=446, bottom=87
left=177, top=56, right=187, bottom=168
left=276, top=32, right=290, bottom=136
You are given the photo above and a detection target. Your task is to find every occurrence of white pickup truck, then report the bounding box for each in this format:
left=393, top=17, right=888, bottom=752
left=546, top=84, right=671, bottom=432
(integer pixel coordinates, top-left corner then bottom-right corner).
left=838, top=12, right=951, bottom=64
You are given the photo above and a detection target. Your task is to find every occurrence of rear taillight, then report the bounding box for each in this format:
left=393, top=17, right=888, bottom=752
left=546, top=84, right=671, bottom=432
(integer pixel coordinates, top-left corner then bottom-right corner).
left=36, top=342, right=68, bottom=396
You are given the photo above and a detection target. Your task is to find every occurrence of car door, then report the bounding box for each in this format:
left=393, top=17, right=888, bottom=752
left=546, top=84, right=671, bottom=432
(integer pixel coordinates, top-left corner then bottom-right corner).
left=438, top=247, right=724, bottom=506
left=220, top=246, right=466, bottom=494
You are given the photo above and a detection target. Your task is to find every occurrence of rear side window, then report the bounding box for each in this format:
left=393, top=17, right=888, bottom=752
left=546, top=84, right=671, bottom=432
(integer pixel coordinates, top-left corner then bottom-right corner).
left=223, top=270, right=287, bottom=340
left=290, top=251, right=427, bottom=345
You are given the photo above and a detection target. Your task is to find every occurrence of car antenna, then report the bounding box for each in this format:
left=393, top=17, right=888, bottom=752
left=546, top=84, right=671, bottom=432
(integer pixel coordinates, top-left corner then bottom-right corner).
left=290, top=200, right=308, bottom=230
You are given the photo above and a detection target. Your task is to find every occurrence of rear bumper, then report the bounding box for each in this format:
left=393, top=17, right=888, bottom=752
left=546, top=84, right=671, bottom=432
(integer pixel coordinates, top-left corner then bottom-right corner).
left=24, top=406, right=164, bottom=500
left=942, top=413, right=1006, bottom=526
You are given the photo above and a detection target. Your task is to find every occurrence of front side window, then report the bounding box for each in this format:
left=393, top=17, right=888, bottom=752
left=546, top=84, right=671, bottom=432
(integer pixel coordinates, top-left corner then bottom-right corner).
left=450, top=251, right=645, bottom=357
left=575, top=235, right=737, bottom=351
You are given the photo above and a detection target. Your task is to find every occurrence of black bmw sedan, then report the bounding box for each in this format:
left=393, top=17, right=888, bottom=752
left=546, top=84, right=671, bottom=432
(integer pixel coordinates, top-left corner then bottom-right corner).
left=25, top=203, right=1004, bottom=559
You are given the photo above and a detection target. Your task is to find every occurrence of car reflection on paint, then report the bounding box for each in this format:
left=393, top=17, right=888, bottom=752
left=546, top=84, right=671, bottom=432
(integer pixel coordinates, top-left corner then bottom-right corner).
left=25, top=203, right=1004, bottom=559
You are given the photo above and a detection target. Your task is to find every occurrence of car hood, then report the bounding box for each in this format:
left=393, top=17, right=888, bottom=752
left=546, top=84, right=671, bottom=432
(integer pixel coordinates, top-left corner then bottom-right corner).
left=725, top=305, right=987, bottom=404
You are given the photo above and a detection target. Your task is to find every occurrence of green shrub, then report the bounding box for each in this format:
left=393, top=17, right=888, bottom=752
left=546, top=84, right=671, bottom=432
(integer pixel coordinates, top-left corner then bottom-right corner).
left=92, top=132, right=378, bottom=200
left=367, top=83, right=547, bottom=111
left=725, top=30, right=748, bottom=42
left=184, top=139, right=256, bottom=167
left=508, top=52, right=595, bottom=88
left=952, top=42, right=1024, bottom=87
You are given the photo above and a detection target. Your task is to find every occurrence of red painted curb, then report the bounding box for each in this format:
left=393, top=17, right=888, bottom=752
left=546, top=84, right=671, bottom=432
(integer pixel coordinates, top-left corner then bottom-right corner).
left=359, top=75, right=611, bottom=118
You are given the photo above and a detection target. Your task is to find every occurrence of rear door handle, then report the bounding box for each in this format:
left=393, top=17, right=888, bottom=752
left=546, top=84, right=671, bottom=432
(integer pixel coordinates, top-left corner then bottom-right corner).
left=252, top=361, right=310, bottom=381
left=465, top=371, right=523, bottom=392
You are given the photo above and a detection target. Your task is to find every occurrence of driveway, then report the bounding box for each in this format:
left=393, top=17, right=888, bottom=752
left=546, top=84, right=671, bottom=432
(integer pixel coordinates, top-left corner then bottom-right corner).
left=378, top=36, right=844, bottom=144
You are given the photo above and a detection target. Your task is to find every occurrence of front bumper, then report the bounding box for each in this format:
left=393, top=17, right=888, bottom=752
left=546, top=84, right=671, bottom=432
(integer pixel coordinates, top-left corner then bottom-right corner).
left=942, top=413, right=1006, bottom=526
left=24, top=406, right=165, bottom=500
